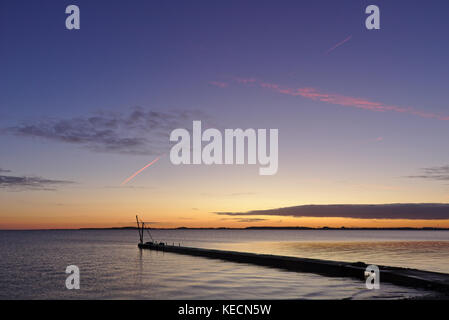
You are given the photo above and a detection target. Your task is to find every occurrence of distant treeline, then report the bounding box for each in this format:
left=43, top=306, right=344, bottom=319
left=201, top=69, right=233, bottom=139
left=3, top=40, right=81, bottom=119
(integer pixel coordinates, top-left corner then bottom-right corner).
left=78, top=226, right=449, bottom=231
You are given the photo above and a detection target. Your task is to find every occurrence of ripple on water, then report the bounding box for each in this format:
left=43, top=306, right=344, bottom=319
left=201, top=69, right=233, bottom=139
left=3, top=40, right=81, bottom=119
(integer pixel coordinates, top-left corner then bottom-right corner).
left=0, top=230, right=445, bottom=299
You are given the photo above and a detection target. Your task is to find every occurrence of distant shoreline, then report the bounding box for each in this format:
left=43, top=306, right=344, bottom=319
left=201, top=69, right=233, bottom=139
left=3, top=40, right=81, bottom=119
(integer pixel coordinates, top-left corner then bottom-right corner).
left=2, top=226, right=449, bottom=231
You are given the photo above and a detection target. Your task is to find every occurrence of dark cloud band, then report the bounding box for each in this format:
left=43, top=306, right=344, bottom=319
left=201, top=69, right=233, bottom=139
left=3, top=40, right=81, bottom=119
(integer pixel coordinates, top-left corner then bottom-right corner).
left=0, top=175, right=74, bottom=191
left=215, top=203, right=449, bottom=220
left=407, top=165, right=449, bottom=181
left=5, top=107, right=206, bottom=155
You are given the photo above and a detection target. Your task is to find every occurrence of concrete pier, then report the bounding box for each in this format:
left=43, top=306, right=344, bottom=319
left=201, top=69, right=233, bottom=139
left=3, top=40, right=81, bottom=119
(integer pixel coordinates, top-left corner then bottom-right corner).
left=138, top=242, right=449, bottom=294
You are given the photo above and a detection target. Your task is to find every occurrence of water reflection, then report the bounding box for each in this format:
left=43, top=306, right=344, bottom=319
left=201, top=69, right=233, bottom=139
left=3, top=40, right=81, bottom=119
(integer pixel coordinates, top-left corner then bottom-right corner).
left=206, top=240, right=449, bottom=273
left=0, top=230, right=446, bottom=299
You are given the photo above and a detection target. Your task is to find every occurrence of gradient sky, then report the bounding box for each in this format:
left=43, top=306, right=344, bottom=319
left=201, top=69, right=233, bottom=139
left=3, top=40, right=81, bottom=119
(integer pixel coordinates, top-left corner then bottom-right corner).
left=1, top=0, right=449, bottom=229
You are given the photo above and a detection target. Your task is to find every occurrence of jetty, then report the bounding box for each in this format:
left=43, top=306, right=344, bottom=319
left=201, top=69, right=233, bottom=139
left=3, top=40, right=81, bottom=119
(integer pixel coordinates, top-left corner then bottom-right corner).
left=135, top=216, right=449, bottom=294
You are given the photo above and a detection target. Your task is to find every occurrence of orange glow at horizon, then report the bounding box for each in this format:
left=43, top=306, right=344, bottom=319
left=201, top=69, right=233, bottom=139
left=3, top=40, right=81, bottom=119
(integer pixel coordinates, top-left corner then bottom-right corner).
left=2, top=215, right=449, bottom=230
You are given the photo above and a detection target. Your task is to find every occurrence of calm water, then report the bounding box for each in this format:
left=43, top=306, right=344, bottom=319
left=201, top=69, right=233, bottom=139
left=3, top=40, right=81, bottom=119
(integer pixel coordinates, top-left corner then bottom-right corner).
left=0, top=229, right=448, bottom=300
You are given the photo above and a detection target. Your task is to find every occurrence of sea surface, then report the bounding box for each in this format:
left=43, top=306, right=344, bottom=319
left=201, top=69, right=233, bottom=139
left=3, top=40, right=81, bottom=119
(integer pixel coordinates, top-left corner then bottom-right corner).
left=0, top=229, right=448, bottom=300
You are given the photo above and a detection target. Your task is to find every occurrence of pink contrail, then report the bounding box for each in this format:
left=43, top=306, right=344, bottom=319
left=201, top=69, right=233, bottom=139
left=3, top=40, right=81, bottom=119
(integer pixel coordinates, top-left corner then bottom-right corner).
left=121, top=155, right=163, bottom=185
left=209, top=81, right=228, bottom=88
left=230, top=78, right=449, bottom=121
left=326, top=35, right=352, bottom=55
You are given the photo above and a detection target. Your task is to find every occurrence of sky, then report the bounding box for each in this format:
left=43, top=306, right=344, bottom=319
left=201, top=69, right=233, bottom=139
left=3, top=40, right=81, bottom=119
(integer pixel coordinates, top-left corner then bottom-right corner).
left=1, top=0, right=449, bottom=229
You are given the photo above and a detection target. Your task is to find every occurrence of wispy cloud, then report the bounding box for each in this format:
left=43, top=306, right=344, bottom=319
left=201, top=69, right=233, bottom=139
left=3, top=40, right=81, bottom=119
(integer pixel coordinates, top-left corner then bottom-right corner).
left=408, top=165, right=449, bottom=181
left=374, top=136, right=384, bottom=142
left=0, top=168, right=11, bottom=173
left=201, top=192, right=257, bottom=197
left=234, top=77, right=257, bottom=84
left=215, top=203, right=449, bottom=220
left=209, top=81, right=228, bottom=88
left=230, top=78, right=449, bottom=121
left=326, top=35, right=352, bottom=55
left=5, top=107, right=207, bottom=155
left=0, top=174, right=74, bottom=191
left=221, top=217, right=268, bottom=223
left=103, top=185, right=155, bottom=190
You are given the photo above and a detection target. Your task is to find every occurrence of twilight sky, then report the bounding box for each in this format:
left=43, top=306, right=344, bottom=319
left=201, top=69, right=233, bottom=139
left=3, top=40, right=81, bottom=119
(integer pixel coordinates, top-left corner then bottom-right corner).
left=1, top=0, right=449, bottom=229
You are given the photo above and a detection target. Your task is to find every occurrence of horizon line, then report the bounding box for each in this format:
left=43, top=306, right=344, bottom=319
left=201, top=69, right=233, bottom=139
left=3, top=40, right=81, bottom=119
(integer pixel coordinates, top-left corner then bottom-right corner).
left=2, top=226, right=449, bottom=231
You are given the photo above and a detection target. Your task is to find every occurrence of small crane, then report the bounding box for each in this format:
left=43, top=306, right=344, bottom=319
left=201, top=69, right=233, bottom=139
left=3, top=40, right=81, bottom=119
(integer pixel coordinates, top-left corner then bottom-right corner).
left=136, top=215, right=154, bottom=244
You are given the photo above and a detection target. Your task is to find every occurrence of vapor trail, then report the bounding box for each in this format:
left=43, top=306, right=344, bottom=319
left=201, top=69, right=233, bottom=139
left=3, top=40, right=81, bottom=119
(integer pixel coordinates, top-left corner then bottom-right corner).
left=121, top=155, right=162, bottom=185
left=326, top=35, right=352, bottom=55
